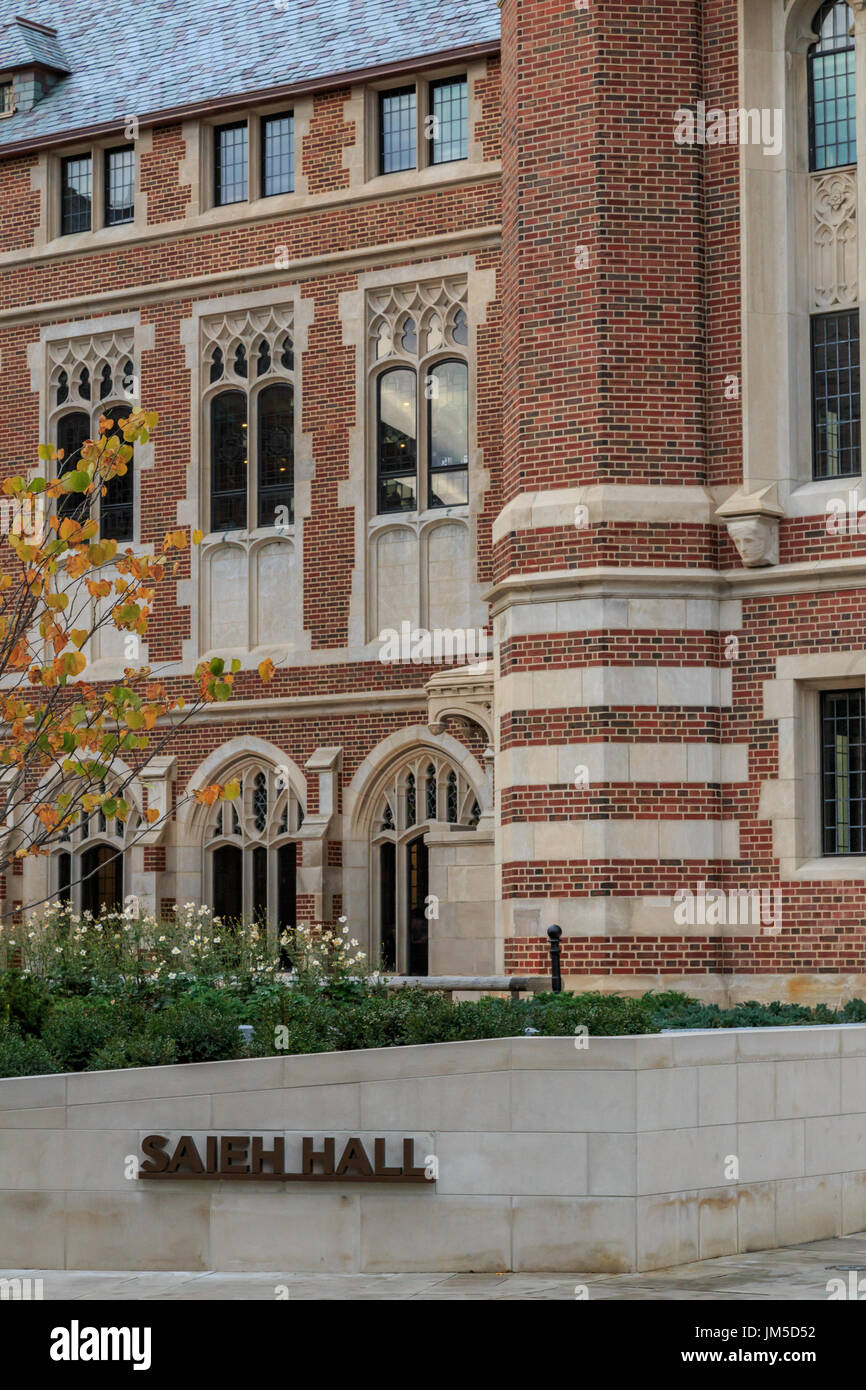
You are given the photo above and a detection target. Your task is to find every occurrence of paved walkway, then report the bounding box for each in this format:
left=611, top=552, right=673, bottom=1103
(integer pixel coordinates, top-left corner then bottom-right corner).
left=5, top=1231, right=866, bottom=1299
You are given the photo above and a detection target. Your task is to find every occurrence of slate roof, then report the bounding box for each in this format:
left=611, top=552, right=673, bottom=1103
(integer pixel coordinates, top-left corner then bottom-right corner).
left=0, top=0, right=500, bottom=152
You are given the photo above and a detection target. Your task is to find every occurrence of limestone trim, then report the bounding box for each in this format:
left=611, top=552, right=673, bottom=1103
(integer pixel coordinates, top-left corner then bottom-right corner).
left=0, top=226, right=503, bottom=327
left=179, top=284, right=313, bottom=668
left=492, top=485, right=719, bottom=542
left=760, top=649, right=866, bottom=877
left=338, top=255, right=495, bottom=652
left=425, top=660, right=494, bottom=741
left=0, top=159, right=500, bottom=272
left=741, top=0, right=864, bottom=500
left=31, top=129, right=152, bottom=255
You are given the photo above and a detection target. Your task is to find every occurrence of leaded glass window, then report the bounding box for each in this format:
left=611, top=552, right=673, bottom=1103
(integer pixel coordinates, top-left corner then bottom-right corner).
left=430, top=78, right=468, bottom=164
left=811, top=309, right=860, bottom=478
left=101, top=407, right=134, bottom=542
left=56, top=412, right=90, bottom=521
left=215, top=122, right=248, bottom=205
left=262, top=112, right=294, bottom=196
left=428, top=359, right=469, bottom=507
left=105, top=145, right=135, bottom=226
left=377, top=367, right=417, bottom=512
left=809, top=2, right=856, bottom=171
left=253, top=771, right=268, bottom=834
left=210, top=390, right=248, bottom=531
left=380, top=86, right=416, bottom=173
left=822, top=688, right=866, bottom=853
left=257, top=383, right=294, bottom=526
left=61, top=154, right=92, bottom=235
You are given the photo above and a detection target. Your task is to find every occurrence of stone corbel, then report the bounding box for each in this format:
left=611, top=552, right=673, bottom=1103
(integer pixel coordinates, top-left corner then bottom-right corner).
left=716, top=487, right=785, bottom=568
left=138, top=756, right=175, bottom=845
left=426, top=660, right=494, bottom=740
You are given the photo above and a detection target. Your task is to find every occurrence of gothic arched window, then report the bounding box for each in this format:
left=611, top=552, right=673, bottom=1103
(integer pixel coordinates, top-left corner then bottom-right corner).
left=372, top=293, right=470, bottom=516
left=205, top=317, right=295, bottom=535
left=204, top=761, right=303, bottom=933
left=371, top=752, right=482, bottom=975
left=257, top=382, right=294, bottom=526
left=809, top=2, right=856, bottom=171
left=377, top=367, right=417, bottom=512
left=808, top=4, right=861, bottom=479
left=49, top=334, right=139, bottom=542
left=100, top=404, right=134, bottom=542
left=51, top=792, right=140, bottom=915
left=55, top=411, right=90, bottom=523
left=210, top=390, right=248, bottom=531
left=427, top=359, right=469, bottom=507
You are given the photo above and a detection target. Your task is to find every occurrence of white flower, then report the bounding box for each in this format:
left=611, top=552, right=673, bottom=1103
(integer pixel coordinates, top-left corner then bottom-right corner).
left=171, top=946, right=182, bottom=956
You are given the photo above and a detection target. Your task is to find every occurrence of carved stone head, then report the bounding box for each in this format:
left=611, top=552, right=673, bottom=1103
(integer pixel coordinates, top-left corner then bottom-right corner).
left=726, top=515, right=779, bottom=568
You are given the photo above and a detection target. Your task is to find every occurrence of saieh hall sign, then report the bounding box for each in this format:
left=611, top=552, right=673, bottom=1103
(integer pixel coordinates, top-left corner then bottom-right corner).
left=138, top=1134, right=437, bottom=1182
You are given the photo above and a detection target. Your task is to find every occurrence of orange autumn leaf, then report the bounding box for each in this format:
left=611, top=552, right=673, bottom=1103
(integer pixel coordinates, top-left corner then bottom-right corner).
left=258, top=658, right=275, bottom=683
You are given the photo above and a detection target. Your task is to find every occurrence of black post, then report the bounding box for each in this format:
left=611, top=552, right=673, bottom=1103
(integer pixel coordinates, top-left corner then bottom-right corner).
left=547, top=924, right=562, bottom=993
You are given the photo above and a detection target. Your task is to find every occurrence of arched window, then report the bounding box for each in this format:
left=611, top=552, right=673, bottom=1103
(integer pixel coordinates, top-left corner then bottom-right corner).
left=427, top=359, right=469, bottom=507
left=100, top=404, right=134, bottom=542
left=205, top=321, right=295, bottom=535
left=809, top=2, right=856, bottom=171
left=51, top=792, right=139, bottom=915
left=80, top=843, right=123, bottom=916
left=257, top=382, right=294, bottom=526
left=371, top=290, right=470, bottom=516
left=371, top=752, right=482, bottom=975
left=204, top=761, right=303, bottom=932
left=210, top=390, right=248, bottom=531
left=377, top=367, right=417, bottom=512
left=55, top=412, right=90, bottom=522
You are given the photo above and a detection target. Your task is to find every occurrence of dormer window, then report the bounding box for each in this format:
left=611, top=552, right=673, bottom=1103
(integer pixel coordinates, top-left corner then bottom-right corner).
left=0, top=17, right=71, bottom=114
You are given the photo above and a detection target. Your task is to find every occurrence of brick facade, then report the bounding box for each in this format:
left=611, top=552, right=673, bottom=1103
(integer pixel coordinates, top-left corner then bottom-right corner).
left=2, top=0, right=865, bottom=1002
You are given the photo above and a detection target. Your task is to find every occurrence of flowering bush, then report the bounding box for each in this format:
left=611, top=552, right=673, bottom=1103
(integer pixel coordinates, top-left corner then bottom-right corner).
left=1, top=899, right=281, bottom=1000
left=281, top=917, right=376, bottom=1002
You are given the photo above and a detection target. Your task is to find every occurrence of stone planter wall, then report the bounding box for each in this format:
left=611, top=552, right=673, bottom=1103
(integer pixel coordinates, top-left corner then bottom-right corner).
left=1, top=1027, right=865, bottom=1273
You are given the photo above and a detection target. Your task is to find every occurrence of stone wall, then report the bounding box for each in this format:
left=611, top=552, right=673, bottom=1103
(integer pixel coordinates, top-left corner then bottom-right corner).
left=2, top=1028, right=866, bottom=1273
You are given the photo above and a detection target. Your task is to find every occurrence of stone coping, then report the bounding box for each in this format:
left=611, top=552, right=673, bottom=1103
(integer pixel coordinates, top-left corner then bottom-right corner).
left=3, top=1024, right=866, bottom=1111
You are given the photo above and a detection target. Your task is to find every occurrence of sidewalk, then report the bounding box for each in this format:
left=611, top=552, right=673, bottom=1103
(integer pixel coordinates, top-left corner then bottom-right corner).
left=4, top=1231, right=865, bottom=1299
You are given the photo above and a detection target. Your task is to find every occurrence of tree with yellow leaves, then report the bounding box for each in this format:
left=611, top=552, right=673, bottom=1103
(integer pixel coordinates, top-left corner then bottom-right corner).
left=0, top=408, right=274, bottom=902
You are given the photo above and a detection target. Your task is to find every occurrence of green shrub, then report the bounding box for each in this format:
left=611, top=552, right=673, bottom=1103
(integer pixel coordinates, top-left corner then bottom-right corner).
left=41, top=998, right=137, bottom=1071
left=0, top=1027, right=60, bottom=1077
left=147, top=999, right=245, bottom=1064
left=86, top=1034, right=178, bottom=1071
left=250, top=992, right=337, bottom=1056
left=529, top=991, right=659, bottom=1036
left=0, top=970, right=51, bottom=1037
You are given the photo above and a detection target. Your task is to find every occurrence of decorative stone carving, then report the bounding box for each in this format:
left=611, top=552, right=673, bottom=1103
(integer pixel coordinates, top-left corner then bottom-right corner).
left=716, top=486, right=784, bottom=568
left=200, top=304, right=294, bottom=386
left=367, top=276, right=468, bottom=364
left=812, top=168, right=858, bottom=310
left=48, top=327, right=137, bottom=410
left=426, top=660, right=494, bottom=740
